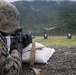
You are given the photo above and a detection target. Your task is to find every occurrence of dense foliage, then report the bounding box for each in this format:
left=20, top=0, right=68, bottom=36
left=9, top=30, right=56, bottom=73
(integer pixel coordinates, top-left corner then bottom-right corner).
left=12, top=1, right=76, bottom=35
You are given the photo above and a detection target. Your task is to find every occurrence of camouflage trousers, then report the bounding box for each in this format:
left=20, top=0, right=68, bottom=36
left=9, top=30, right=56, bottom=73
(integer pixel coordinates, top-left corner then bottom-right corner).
left=0, top=39, right=21, bottom=75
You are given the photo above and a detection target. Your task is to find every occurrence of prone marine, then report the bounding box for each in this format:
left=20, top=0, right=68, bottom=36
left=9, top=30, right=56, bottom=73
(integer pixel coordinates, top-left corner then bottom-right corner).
left=0, top=0, right=32, bottom=75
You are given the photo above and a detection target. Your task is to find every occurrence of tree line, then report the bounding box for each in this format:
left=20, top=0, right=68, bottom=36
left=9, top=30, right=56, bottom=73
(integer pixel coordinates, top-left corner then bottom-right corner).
left=13, top=1, right=76, bottom=35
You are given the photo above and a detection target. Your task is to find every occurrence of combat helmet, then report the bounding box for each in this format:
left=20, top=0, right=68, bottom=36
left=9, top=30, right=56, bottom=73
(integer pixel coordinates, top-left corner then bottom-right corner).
left=0, top=0, right=21, bottom=35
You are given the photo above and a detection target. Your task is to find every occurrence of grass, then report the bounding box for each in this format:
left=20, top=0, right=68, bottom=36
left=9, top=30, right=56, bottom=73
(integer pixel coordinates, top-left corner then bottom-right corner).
left=34, top=36, right=76, bottom=46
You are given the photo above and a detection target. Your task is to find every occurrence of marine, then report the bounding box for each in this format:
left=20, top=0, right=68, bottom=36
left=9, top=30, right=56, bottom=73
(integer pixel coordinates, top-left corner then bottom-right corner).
left=0, top=0, right=22, bottom=75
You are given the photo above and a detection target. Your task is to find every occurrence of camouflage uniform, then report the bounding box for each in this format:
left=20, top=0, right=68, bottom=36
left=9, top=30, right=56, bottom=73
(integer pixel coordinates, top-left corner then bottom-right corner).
left=0, top=0, right=21, bottom=75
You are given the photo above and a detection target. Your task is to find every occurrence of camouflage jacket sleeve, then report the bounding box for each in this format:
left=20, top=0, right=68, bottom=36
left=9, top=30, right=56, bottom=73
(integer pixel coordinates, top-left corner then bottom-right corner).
left=0, top=37, right=21, bottom=75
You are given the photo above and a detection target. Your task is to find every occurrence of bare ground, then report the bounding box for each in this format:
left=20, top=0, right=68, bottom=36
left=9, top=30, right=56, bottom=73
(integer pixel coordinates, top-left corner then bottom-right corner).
left=20, top=46, right=76, bottom=75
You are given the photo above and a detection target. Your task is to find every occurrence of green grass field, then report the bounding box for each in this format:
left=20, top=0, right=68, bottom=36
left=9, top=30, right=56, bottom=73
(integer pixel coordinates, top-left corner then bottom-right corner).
left=34, top=36, right=76, bottom=46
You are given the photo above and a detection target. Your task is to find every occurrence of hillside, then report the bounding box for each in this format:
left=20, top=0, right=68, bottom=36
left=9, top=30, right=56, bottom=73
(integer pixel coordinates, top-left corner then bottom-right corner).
left=12, top=1, right=76, bottom=35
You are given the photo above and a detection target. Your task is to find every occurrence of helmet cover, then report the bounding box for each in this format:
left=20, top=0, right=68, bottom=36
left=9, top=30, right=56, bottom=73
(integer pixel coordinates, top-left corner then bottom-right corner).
left=0, top=0, right=21, bottom=34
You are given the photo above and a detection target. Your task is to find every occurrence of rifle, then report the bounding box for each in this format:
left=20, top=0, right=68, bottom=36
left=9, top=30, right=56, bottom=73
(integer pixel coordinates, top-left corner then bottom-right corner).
left=0, top=28, right=32, bottom=62
left=10, top=28, right=32, bottom=62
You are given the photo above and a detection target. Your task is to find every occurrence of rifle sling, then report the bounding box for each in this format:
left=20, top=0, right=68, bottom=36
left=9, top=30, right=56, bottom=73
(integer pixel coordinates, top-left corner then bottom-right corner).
left=30, top=39, right=44, bottom=75
left=30, top=39, right=35, bottom=67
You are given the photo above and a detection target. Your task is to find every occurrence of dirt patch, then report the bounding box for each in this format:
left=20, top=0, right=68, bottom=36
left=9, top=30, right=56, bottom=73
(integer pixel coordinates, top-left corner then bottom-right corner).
left=20, top=46, right=76, bottom=75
